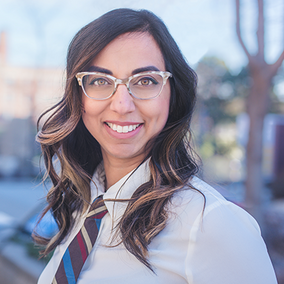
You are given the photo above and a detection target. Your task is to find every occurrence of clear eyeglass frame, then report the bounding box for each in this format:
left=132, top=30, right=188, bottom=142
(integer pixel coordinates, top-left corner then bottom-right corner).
left=75, top=70, right=172, bottom=100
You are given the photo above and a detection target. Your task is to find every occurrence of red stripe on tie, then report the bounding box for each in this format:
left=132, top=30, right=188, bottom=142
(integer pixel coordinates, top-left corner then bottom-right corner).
left=94, top=211, right=108, bottom=219
left=77, top=231, right=87, bottom=262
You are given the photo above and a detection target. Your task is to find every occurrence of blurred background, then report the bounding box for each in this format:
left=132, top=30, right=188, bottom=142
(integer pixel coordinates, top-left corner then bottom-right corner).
left=0, top=0, right=283, bottom=283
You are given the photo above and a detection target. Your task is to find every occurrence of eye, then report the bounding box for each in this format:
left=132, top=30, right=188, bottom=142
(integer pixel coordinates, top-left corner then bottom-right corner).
left=137, top=77, right=158, bottom=86
left=90, top=77, right=109, bottom=86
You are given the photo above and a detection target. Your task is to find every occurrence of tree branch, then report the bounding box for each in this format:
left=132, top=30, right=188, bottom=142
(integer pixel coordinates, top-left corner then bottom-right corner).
left=268, top=2, right=284, bottom=78
left=235, top=0, right=251, bottom=59
left=256, top=0, right=265, bottom=61
left=269, top=50, right=284, bottom=78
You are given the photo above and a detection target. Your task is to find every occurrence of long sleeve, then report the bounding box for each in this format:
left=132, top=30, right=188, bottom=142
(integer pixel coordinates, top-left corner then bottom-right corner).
left=185, top=182, right=277, bottom=284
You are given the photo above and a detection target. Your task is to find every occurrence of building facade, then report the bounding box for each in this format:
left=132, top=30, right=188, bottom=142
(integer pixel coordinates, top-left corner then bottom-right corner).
left=0, top=31, right=64, bottom=176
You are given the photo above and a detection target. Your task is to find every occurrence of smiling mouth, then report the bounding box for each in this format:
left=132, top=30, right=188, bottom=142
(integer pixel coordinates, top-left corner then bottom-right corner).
left=105, top=122, right=141, bottom=133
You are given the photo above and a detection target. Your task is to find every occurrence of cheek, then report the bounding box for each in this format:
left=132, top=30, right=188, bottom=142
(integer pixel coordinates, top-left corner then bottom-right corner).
left=81, top=111, right=94, bottom=137
left=145, top=89, right=170, bottom=128
left=160, top=98, right=170, bottom=126
left=82, top=95, right=103, bottom=117
left=158, top=86, right=171, bottom=124
left=81, top=98, right=104, bottom=135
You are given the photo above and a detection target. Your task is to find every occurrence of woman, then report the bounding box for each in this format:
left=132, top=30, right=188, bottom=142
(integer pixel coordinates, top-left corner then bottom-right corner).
left=36, top=8, right=277, bottom=284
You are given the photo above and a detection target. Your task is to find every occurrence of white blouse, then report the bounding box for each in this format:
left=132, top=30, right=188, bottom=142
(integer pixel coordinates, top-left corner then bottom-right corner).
left=38, top=161, right=277, bottom=284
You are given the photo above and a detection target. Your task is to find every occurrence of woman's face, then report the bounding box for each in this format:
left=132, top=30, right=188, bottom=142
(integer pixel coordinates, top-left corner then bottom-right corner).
left=81, top=32, right=171, bottom=166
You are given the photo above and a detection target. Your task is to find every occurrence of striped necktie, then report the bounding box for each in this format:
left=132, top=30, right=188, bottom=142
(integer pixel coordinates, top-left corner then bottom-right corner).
left=52, top=195, right=108, bottom=284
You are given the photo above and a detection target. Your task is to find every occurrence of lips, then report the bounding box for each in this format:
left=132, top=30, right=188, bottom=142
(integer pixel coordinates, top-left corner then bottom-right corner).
left=105, top=122, right=141, bottom=133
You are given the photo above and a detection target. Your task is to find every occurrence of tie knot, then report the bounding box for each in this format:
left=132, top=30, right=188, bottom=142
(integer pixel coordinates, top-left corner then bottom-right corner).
left=86, top=195, right=108, bottom=219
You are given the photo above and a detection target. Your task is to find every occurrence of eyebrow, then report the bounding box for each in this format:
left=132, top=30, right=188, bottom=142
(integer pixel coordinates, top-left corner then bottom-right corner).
left=132, top=66, right=160, bottom=75
left=87, top=65, right=160, bottom=76
left=87, top=66, right=113, bottom=75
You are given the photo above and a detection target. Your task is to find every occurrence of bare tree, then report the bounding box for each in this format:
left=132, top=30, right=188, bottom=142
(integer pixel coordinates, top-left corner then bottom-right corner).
left=236, top=0, right=284, bottom=221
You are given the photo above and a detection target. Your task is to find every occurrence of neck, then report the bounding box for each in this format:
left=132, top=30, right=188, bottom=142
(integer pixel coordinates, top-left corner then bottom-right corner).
left=102, top=155, right=145, bottom=190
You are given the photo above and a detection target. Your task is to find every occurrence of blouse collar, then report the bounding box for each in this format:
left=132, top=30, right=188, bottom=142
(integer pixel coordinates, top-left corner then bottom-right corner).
left=90, top=160, right=151, bottom=223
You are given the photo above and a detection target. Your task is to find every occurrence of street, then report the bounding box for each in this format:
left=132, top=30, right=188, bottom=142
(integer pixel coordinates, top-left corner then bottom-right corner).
left=0, top=179, right=47, bottom=221
left=0, top=179, right=48, bottom=283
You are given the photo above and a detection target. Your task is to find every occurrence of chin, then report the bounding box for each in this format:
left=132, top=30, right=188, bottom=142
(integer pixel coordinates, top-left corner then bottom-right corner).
left=103, top=146, right=146, bottom=162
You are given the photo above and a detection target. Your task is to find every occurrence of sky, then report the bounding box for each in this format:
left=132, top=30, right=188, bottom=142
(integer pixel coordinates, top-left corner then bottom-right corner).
left=0, top=0, right=283, bottom=73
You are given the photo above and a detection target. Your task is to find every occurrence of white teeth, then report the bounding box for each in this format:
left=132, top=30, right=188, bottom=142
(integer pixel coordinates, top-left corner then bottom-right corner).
left=117, top=125, right=123, bottom=133
left=106, top=123, right=140, bottom=133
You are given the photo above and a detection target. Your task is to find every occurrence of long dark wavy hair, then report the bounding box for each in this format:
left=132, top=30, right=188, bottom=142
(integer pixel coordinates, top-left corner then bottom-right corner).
left=34, top=8, right=201, bottom=271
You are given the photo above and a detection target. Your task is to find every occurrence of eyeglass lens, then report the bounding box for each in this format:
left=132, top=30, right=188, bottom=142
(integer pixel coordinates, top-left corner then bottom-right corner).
left=82, top=73, right=164, bottom=99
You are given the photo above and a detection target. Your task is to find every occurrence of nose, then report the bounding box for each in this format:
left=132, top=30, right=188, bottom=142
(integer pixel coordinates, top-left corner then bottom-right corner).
left=109, top=84, right=135, bottom=114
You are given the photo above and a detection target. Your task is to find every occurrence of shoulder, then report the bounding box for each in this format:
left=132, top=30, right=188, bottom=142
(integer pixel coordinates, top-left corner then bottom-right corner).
left=167, top=177, right=277, bottom=283
left=168, top=176, right=261, bottom=239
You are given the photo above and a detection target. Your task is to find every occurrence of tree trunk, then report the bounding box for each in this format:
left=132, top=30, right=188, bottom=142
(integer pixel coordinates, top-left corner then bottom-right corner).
left=245, top=73, right=270, bottom=222
left=235, top=0, right=284, bottom=227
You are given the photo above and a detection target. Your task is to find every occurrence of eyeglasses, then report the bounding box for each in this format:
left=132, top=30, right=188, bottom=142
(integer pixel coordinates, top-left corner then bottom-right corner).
left=75, top=71, right=172, bottom=100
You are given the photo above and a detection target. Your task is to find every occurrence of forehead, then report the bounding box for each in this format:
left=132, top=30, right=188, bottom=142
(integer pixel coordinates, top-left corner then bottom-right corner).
left=90, top=32, right=166, bottom=76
